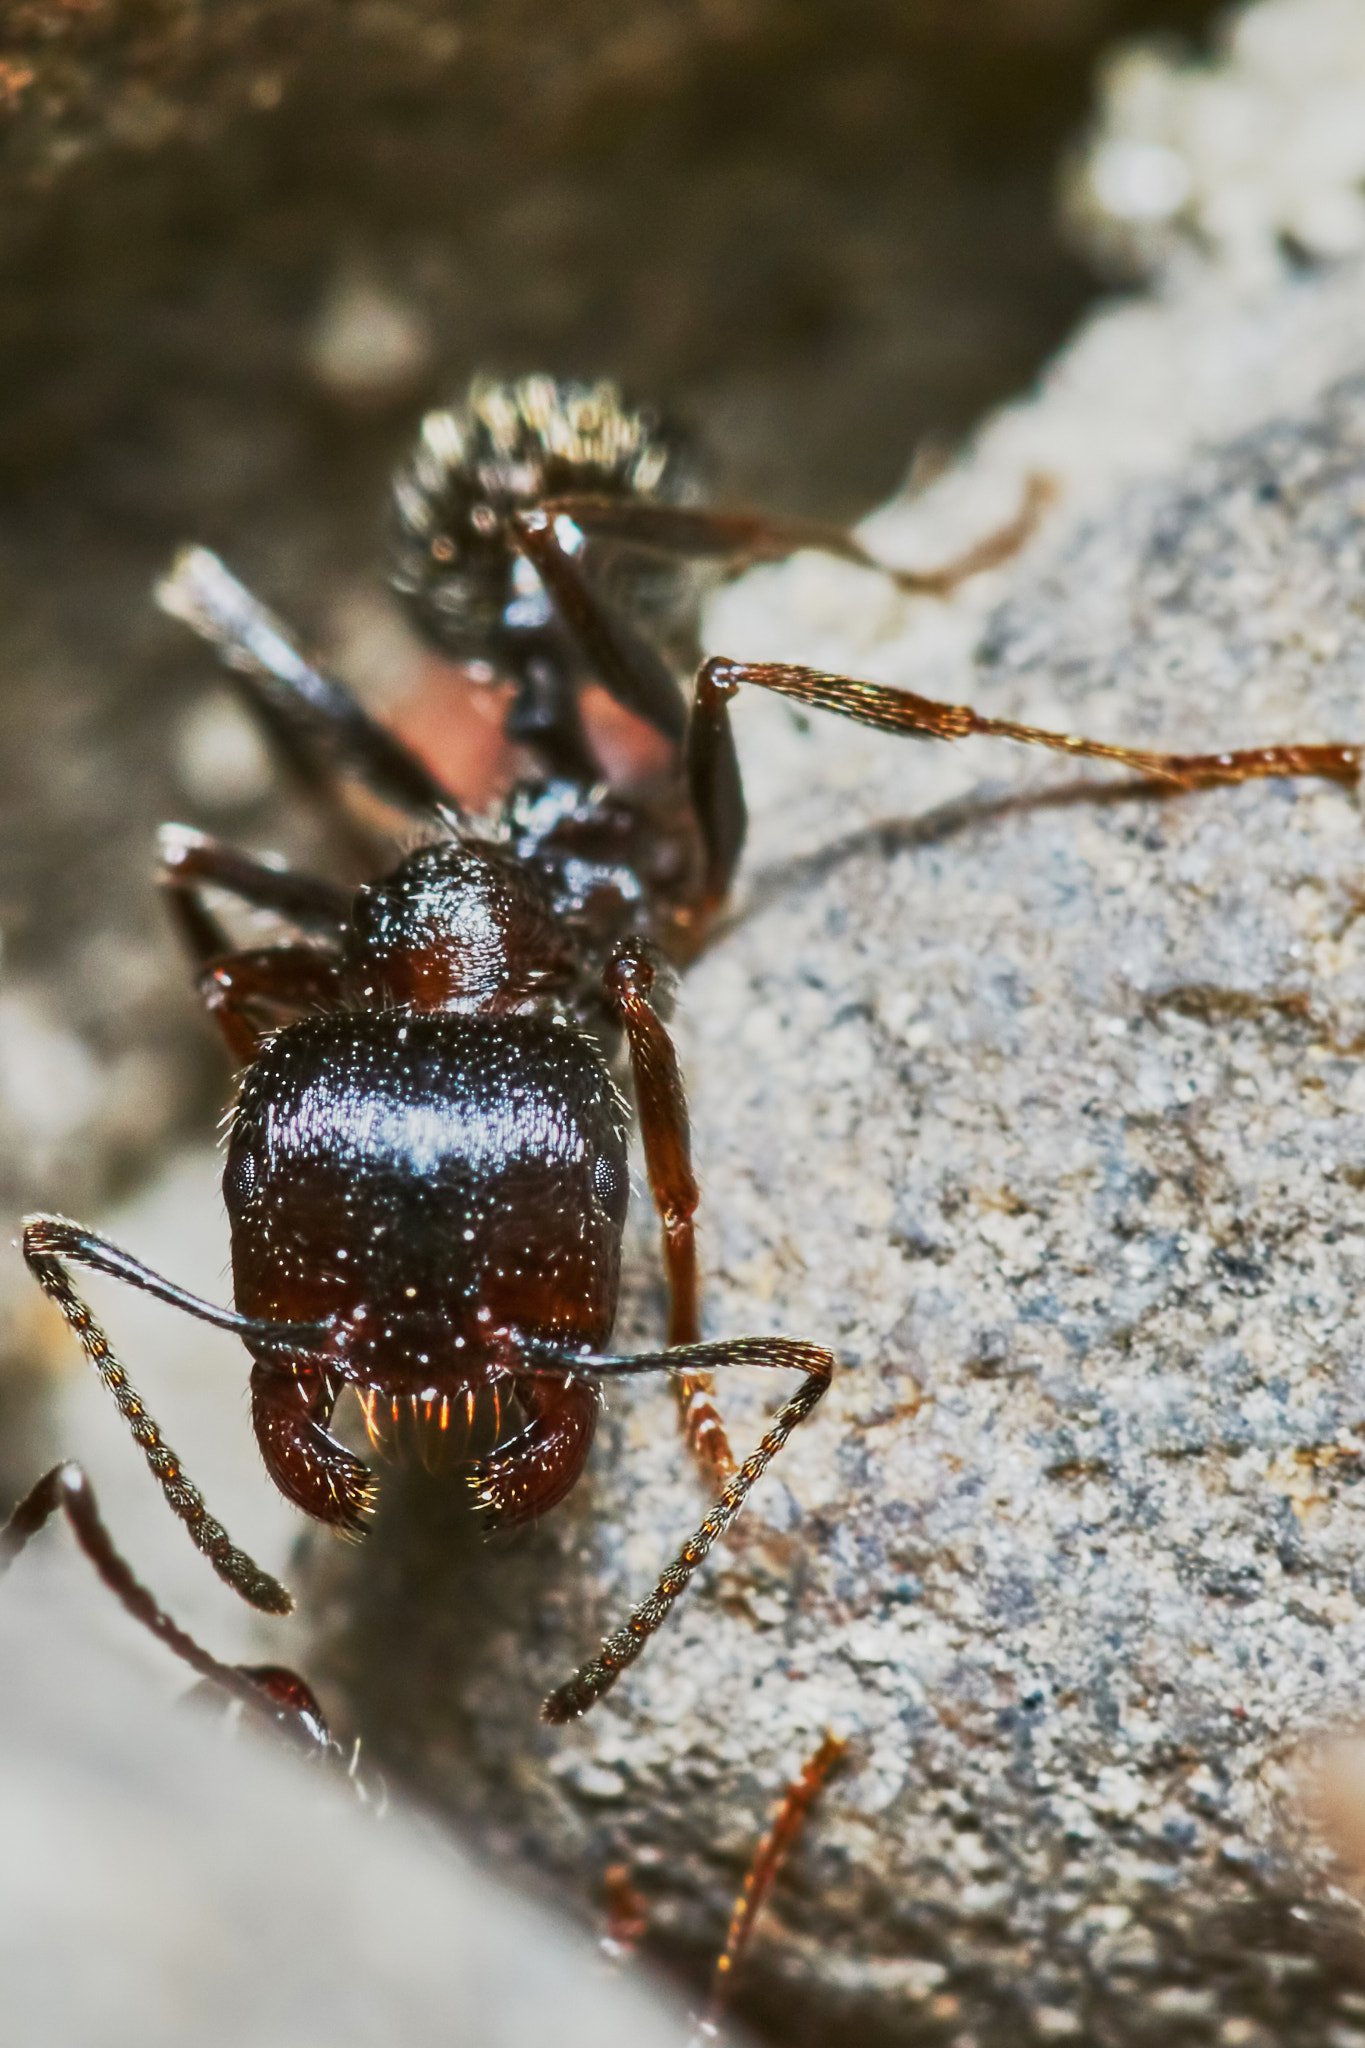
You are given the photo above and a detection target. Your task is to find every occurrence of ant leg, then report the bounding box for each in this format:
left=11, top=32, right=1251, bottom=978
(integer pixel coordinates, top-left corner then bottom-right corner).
left=156, top=545, right=462, bottom=828
left=510, top=509, right=688, bottom=745
left=699, top=1732, right=848, bottom=2040
left=21, top=1218, right=332, bottom=1612
left=194, top=946, right=342, bottom=1064
left=535, top=1335, right=834, bottom=1721
left=0, top=1462, right=327, bottom=1746
left=601, top=1864, right=650, bottom=1960
left=540, top=474, right=1056, bottom=594
left=697, top=657, right=1365, bottom=792
left=511, top=511, right=750, bottom=910
left=605, top=940, right=735, bottom=1483
left=159, top=821, right=351, bottom=966
left=686, top=665, right=746, bottom=920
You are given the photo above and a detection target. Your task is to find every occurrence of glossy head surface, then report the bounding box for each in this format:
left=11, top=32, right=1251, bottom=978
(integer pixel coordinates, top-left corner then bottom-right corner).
left=226, top=1010, right=631, bottom=1368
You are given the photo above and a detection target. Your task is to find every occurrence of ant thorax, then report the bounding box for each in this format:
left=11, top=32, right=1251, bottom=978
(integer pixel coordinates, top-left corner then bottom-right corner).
left=342, top=840, right=575, bottom=1015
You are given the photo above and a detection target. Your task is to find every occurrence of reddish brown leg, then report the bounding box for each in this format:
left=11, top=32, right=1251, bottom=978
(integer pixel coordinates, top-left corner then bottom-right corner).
left=540, top=474, right=1055, bottom=594
left=21, top=1218, right=329, bottom=1613
left=0, top=1462, right=386, bottom=1794
left=605, top=940, right=734, bottom=1484
left=600, top=1865, right=650, bottom=1962
left=700, top=1732, right=848, bottom=2039
left=537, top=1335, right=833, bottom=1722
left=159, top=821, right=351, bottom=968
left=510, top=512, right=746, bottom=920
left=685, top=664, right=746, bottom=925
left=511, top=509, right=688, bottom=743
left=195, top=945, right=343, bottom=1064
left=698, top=656, right=1364, bottom=790
left=1, top=1464, right=311, bottom=1725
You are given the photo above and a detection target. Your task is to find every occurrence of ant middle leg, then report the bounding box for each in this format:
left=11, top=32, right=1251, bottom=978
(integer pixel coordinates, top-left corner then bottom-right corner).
left=697, top=657, right=1364, bottom=792
left=159, top=821, right=352, bottom=966
left=536, top=1335, right=833, bottom=1722
left=156, top=822, right=348, bottom=1062
left=20, top=1218, right=330, bottom=1612
left=604, top=938, right=735, bottom=1485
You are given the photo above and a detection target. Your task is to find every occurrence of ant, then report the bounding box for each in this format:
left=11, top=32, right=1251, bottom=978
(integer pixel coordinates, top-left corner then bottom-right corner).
left=5, top=373, right=1363, bottom=1750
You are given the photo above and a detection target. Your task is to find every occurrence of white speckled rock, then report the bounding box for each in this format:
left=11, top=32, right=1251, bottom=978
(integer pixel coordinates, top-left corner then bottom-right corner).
left=310, top=264, right=1365, bottom=2044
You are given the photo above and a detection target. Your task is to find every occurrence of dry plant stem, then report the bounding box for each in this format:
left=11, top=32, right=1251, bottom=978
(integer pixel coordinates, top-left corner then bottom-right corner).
left=700, top=1731, right=850, bottom=2040
left=21, top=1220, right=294, bottom=1614
left=540, top=1339, right=833, bottom=1723
left=701, top=658, right=1365, bottom=790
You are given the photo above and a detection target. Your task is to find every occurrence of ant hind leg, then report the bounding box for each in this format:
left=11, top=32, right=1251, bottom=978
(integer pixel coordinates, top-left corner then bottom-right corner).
left=540, top=471, right=1056, bottom=597
left=698, top=658, right=1364, bottom=793
left=156, top=546, right=461, bottom=857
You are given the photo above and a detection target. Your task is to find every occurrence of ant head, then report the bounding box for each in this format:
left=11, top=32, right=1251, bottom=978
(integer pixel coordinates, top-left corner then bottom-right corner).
left=344, top=838, right=574, bottom=1015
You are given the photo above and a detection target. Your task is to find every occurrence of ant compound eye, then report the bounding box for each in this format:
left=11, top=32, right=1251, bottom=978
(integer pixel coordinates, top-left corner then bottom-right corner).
left=224, top=1146, right=259, bottom=1214
left=592, top=1149, right=629, bottom=1222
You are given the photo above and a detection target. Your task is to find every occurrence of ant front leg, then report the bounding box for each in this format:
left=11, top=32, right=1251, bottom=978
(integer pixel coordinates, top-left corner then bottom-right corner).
left=194, top=946, right=343, bottom=1065
left=696, top=658, right=1364, bottom=793
left=0, top=1464, right=374, bottom=1783
left=605, top=938, right=734, bottom=1484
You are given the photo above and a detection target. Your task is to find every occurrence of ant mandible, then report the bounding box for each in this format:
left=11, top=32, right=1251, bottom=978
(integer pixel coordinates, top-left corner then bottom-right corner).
left=5, top=374, right=1362, bottom=1731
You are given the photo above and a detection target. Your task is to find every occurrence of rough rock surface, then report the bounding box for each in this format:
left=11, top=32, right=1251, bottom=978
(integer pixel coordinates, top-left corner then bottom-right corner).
left=311, top=313, right=1365, bottom=2042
